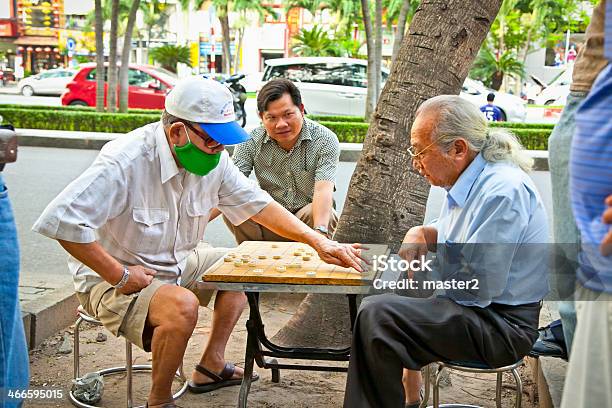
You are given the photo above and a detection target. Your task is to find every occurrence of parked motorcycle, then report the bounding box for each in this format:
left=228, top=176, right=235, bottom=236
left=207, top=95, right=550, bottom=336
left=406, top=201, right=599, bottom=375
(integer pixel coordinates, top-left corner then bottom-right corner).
left=204, top=73, right=248, bottom=128
left=223, top=74, right=247, bottom=128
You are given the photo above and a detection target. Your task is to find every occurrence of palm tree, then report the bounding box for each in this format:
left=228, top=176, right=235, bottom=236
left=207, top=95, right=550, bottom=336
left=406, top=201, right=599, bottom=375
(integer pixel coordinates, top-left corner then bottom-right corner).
left=150, top=45, right=192, bottom=73
left=107, top=0, right=120, bottom=112
left=233, top=0, right=277, bottom=73
left=139, top=1, right=171, bottom=64
left=118, top=0, right=140, bottom=113
left=387, top=0, right=419, bottom=64
left=291, top=25, right=339, bottom=57
left=470, top=47, right=525, bottom=90
left=273, top=0, right=504, bottom=351
left=94, top=0, right=104, bottom=112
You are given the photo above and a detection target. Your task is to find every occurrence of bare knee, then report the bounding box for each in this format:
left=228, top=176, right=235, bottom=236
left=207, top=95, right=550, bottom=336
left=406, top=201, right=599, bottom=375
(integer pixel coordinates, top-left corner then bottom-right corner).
left=150, top=286, right=199, bottom=333
left=215, top=290, right=247, bottom=309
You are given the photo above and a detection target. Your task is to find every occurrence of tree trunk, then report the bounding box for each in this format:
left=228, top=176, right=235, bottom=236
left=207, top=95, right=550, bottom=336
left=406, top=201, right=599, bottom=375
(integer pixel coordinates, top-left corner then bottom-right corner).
left=119, top=0, right=141, bottom=113
left=360, top=0, right=375, bottom=121
left=491, top=70, right=504, bottom=90
left=272, top=0, right=503, bottom=349
left=94, top=0, right=105, bottom=112
left=219, top=3, right=232, bottom=74
left=234, top=26, right=244, bottom=74
left=374, top=0, right=383, bottom=100
left=392, top=0, right=411, bottom=64
left=107, top=0, right=120, bottom=112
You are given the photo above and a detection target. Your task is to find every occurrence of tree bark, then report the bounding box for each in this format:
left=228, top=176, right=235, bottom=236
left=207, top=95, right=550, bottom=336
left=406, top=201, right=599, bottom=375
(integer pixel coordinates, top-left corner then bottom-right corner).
left=360, top=0, right=375, bottom=120
left=392, top=0, right=411, bottom=64
left=234, top=26, right=244, bottom=74
left=374, top=0, right=383, bottom=100
left=219, top=3, right=232, bottom=74
left=272, top=0, right=503, bottom=349
left=107, top=0, right=120, bottom=112
left=94, top=0, right=105, bottom=112
left=119, top=0, right=141, bottom=113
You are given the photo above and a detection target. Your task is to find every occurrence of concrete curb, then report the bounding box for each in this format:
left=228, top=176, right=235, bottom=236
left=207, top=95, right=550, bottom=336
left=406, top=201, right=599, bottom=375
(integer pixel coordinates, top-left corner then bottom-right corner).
left=21, top=283, right=78, bottom=350
left=16, top=128, right=550, bottom=170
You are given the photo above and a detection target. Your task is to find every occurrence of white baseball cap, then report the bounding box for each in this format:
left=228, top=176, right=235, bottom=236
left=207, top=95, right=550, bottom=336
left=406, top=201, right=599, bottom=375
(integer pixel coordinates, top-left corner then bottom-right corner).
left=164, top=76, right=249, bottom=145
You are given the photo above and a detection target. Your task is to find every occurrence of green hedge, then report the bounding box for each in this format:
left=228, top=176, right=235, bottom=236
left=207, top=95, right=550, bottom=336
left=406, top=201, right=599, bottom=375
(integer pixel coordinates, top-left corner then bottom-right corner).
left=0, top=106, right=550, bottom=149
left=309, top=114, right=555, bottom=129
left=0, top=108, right=160, bottom=133
left=320, top=121, right=551, bottom=150
left=0, top=104, right=161, bottom=115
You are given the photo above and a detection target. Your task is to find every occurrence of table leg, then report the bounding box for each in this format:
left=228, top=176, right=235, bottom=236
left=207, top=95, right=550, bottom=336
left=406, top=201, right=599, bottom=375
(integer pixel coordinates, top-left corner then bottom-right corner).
left=238, top=318, right=257, bottom=408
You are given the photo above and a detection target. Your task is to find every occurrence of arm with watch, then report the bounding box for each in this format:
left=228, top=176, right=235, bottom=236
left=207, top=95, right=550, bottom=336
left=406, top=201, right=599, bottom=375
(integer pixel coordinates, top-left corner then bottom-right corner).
left=57, top=240, right=156, bottom=295
left=311, top=180, right=335, bottom=237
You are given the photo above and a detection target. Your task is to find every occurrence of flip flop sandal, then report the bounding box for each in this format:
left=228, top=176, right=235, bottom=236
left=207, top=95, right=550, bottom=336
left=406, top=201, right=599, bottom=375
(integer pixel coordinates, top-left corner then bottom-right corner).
left=187, top=362, right=259, bottom=394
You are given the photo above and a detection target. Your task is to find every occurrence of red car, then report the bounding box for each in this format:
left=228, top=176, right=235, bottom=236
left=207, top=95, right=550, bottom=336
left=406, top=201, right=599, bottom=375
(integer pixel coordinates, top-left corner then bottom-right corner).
left=61, top=63, right=177, bottom=109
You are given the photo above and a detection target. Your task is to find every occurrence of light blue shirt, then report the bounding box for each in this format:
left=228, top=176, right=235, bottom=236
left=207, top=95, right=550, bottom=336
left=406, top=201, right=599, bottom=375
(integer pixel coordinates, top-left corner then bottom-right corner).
left=430, top=154, right=550, bottom=307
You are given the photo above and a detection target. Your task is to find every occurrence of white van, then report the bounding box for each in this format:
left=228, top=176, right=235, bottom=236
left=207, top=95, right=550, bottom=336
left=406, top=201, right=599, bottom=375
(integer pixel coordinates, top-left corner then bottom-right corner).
left=261, top=57, right=526, bottom=122
left=261, top=57, right=389, bottom=117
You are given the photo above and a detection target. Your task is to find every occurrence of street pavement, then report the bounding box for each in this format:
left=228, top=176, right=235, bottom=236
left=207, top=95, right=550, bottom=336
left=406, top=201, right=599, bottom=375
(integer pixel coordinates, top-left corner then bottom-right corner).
left=3, top=146, right=552, bottom=306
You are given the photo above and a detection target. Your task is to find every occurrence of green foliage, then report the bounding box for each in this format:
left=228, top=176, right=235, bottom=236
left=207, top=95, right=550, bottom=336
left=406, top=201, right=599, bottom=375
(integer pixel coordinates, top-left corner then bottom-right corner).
left=291, top=25, right=340, bottom=57
left=0, top=108, right=159, bottom=133
left=318, top=120, right=551, bottom=149
left=307, top=115, right=365, bottom=122
left=1, top=107, right=551, bottom=150
left=470, top=47, right=525, bottom=90
left=149, top=45, right=192, bottom=73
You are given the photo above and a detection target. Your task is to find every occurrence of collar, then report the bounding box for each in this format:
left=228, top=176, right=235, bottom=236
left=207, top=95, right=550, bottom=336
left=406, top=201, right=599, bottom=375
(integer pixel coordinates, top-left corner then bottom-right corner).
left=262, top=118, right=313, bottom=148
left=155, top=121, right=180, bottom=184
left=446, top=153, right=487, bottom=209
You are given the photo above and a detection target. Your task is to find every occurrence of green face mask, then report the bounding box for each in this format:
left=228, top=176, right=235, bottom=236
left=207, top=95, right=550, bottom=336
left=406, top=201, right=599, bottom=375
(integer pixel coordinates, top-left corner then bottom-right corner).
left=174, top=126, right=221, bottom=176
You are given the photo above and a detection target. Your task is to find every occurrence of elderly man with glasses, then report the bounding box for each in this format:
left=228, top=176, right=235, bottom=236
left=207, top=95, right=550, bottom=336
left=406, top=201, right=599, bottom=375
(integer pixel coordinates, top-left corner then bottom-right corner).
left=343, top=95, right=550, bottom=408
left=33, top=77, right=363, bottom=408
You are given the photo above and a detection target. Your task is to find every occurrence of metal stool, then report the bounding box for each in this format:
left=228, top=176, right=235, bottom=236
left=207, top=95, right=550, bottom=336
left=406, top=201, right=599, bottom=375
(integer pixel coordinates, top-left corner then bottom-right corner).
left=69, top=305, right=188, bottom=408
left=421, top=359, right=524, bottom=408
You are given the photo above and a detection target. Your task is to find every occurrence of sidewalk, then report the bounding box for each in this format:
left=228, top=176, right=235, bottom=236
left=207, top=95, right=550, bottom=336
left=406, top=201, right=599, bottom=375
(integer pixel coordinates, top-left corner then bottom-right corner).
left=25, top=293, right=540, bottom=408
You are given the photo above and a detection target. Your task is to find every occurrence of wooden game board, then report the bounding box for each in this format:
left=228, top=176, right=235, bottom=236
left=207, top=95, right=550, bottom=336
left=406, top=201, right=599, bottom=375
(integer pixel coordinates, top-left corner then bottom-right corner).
left=202, top=241, right=389, bottom=286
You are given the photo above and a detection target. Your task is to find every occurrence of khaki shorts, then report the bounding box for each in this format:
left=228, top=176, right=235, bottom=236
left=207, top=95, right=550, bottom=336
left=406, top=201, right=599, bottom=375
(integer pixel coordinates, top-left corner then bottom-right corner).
left=76, top=243, right=229, bottom=351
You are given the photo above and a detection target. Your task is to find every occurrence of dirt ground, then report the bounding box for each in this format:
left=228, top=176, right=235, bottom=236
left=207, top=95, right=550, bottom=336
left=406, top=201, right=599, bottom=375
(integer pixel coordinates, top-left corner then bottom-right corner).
left=25, top=293, right=538, bottom=408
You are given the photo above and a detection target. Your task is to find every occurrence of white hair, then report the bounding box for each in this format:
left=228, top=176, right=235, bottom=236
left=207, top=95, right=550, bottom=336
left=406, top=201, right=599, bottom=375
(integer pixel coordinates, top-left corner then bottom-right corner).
left=416, top=95, right=533, bottom=172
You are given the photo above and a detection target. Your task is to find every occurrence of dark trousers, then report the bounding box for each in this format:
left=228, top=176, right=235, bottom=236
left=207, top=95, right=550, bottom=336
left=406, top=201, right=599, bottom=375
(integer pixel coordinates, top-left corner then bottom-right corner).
left=343, top=294, right=540, bottom=408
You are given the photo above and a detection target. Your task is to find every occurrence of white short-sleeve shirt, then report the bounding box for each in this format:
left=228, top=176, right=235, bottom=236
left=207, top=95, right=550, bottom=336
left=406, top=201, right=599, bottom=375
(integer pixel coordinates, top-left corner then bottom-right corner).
left=33, top=121, right=273, bottom=292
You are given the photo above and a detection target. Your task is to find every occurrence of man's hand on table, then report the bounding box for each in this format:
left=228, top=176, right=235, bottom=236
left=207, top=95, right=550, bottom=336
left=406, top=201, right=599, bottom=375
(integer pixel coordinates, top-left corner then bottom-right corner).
left=116, top=265, right=157, bottom=295
left=309, top=233, right=366, bottom=273
left=601, top=194, right=612, bottom=256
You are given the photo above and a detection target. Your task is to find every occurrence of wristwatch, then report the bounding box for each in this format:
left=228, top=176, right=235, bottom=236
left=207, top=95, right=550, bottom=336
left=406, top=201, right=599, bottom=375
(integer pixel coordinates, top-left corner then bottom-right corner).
left=113, top=265, right=130, bottom=289
left=314, top=225, right=329, bottom=237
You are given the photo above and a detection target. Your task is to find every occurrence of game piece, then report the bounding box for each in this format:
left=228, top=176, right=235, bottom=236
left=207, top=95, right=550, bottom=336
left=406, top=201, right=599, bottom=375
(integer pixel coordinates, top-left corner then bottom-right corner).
left=202, top=241, right=387, bottom=286
left=293, top=251, right=302, bottom=256
left=287, top=262, right=300, bottom=269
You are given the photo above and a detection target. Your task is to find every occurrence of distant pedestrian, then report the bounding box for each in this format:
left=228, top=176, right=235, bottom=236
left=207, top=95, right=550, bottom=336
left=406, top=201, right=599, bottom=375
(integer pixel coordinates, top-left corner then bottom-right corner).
left=480, top=93, right=503, bottom=122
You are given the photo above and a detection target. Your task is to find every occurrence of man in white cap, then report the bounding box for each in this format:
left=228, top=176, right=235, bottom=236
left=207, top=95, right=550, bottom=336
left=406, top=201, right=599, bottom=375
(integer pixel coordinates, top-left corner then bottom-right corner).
left=33, top=77, right=363, bottom=408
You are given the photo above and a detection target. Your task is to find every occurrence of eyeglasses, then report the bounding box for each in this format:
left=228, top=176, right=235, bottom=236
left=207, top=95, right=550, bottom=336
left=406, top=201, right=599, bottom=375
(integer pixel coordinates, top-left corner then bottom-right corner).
left=407, top=139, right=439, bottom=160
left=183, top=122, right=222, bottom=149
